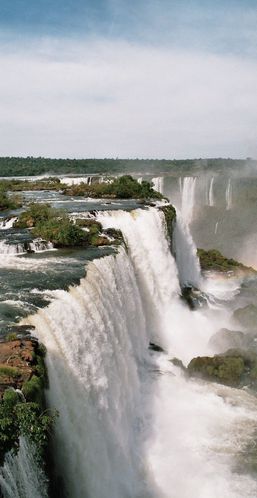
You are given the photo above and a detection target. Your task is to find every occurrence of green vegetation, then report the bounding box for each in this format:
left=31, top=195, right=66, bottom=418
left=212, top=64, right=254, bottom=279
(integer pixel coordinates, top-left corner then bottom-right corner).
left=0, top=177, right=62, bottom=192
left=63, top=175, right=163, bottom=200
left=0, top=157, right=253, bottom=177
left=197, top=248, right=255, bottom=274
left=0, top=366, right=19, bottom=378
left=14, top=203, right=124, bottom=248
left=0, top=389, right=57, bottom=465
left=15, top=203, right=86, bottom=247
left=0, top=340, right=56, bottom=466
left=0, top=184, right=21, bottom=211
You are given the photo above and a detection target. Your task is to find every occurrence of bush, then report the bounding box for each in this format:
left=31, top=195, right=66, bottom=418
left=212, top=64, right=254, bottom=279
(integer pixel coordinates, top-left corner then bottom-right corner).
left=0, top=389, right=57, bottom=465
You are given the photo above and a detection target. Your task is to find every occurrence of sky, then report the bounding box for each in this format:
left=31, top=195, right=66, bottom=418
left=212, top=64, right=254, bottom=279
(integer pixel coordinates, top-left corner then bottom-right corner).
left=0, top=0, right=256, bottom=159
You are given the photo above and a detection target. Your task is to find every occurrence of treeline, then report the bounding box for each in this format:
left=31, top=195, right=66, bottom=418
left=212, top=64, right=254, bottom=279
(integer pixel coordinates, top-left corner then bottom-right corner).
left=0, top=157, right=251, bottom=177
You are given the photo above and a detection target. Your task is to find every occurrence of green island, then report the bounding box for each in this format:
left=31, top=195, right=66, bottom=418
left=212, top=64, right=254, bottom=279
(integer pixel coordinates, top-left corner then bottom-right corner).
left=197, top=248, right=255, bottom=275
left=14, top=203, right=124, bottom=249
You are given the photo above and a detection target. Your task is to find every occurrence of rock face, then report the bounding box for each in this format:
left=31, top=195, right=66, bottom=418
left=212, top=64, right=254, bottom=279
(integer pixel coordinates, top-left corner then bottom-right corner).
left=181, top=286, right=208, bottom=310
left=159, top=205, right=176, bottom=245
left=0, top=339, right=35, bottom=396
left=188, top=349, right=257, bottom=388
left=0, top=332, right=47, bottom=404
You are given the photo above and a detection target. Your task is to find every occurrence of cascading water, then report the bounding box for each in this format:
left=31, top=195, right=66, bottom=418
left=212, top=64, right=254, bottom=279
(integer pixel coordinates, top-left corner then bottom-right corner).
left=208, top=177, right=214, bottom=206
left=0, top=218, right=18, bottom=230
left=0, top=239, right=54, bottom=255
left=181, top=177, right=197, bottom=224
left=173, top=211, right=202, bottom=288
left=226, top=178, right=232, bottom=210
left=0, top=438, right=48, bottom=498
left=15, top=206, right=257, bottom=498
left=152, top=177, right=164, bottom=194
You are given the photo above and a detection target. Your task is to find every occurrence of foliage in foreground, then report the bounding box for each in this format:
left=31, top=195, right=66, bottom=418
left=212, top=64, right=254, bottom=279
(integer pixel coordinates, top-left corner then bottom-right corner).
left=0, top=390, right=57, bottom=466
left=0, top=341, right=57, bottom=466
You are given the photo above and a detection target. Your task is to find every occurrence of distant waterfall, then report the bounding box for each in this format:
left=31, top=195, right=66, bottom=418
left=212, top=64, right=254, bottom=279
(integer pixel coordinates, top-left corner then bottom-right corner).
left=0, top=438, right=48, bottom=498
left=181, top=177, right=196, bottom=224
left=208, top=177, right=214, bottom=207
left=173, top=212, right=201, bottom=288
left=226, top=179, right=232, bottom=210
left=152, top=177, right=164, bottom=194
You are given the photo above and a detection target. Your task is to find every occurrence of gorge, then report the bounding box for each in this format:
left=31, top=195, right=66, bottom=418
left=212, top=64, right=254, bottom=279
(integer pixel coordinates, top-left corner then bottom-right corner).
left=0, top=168, right=257, bottom=497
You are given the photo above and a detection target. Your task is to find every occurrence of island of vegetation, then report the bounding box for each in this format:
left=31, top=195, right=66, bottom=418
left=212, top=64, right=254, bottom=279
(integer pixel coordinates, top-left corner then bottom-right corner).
left=197, top=248, right=256, bottom=275
left=14, top=203, right=124, bottom=249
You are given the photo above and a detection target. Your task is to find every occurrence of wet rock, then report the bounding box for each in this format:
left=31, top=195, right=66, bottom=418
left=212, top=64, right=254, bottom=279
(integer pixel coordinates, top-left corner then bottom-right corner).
left=149, top=342, right=165, bottom=353
left=181, top=286, right=208, bottom=310
left=188, top=349, right=257, bottom=388
left=169, top=357, right=187, bottom=372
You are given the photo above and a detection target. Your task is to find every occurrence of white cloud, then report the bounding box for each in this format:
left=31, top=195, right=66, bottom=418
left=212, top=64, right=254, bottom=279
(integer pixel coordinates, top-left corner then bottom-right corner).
left=0, top=39, right=256, bottom=158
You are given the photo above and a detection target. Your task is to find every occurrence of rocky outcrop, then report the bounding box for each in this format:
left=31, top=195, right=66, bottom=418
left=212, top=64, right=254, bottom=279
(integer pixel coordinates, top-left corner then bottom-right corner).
left=159, top=204, right=176, bottom=244
left=181, top=286, right=208, bottom=310
left=197, top=248, right=256, bottom=275
left=0, top=329, right=55, bottom=468
left=188, top=349, right=257, bottom=388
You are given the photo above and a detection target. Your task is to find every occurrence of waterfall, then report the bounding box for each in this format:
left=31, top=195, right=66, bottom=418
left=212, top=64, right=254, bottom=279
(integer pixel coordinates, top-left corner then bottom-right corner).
left=181, top=177, right=196, bottom=224
left=0, top=239, right=54, bottom=255
left=226, top=179, right=232, bottom=210
left=208, top=177, right=214, bottom=206
left=215, top=221, right=219, bottom=234
left=0, top=218, right=18, bottom=230
left=24, top=249, right=152, bottom=498
left=19, top=206, right=257, bottom=498
left=152, top=177, right=164, bottom=194
left=0, top=438, right=48, bottom=498
left=173, top=211, right=202, bottom=288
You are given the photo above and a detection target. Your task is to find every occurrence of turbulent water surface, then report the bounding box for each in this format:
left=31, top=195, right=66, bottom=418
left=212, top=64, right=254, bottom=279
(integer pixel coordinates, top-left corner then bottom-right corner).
left=1, top=172, right=257, bottom=497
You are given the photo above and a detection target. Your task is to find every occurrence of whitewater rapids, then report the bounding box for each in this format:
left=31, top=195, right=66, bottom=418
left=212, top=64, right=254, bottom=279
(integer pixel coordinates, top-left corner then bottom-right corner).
left=18, top=207, right=257, bottom=498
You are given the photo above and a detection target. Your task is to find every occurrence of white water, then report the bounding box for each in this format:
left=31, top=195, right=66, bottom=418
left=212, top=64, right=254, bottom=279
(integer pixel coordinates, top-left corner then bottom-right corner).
left=173, top=211, right=202, bottom=288
left=18, top=207, right=257, bottom=498
left=152, top=177, right=164, bottom=194
left=0, top=239, right=54, bottom=256
left=226, top=179, right=232, bottom=210
left=0, top=438, right=48, bottom=498
left=0, top=218, right=18, bottom=230
left=208, top=177, right=214, bottom=206
left=61, top=176, right=92, bottom=186
left=181, top=177, right=197, bottom=224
